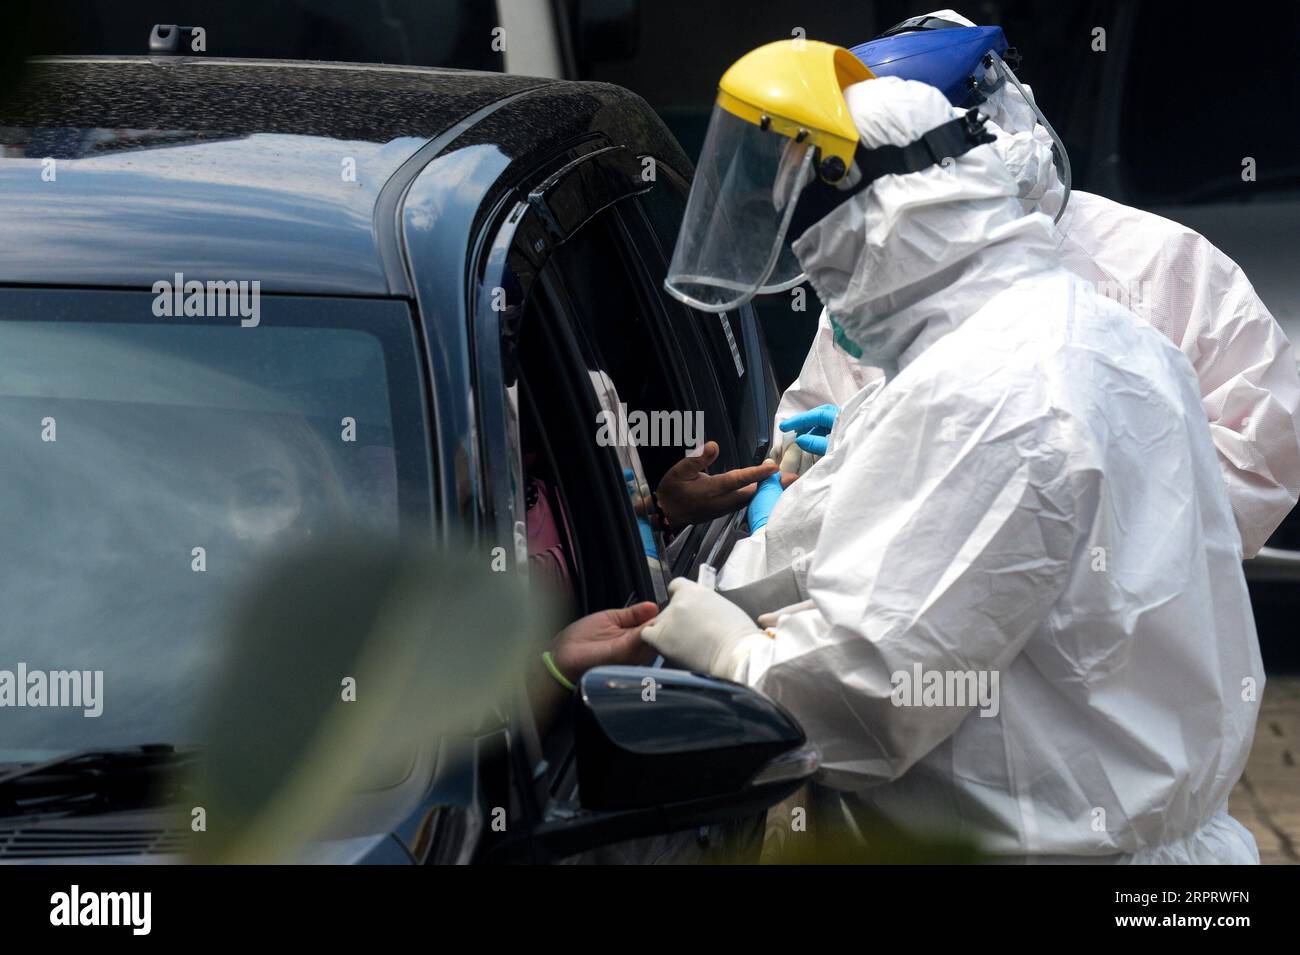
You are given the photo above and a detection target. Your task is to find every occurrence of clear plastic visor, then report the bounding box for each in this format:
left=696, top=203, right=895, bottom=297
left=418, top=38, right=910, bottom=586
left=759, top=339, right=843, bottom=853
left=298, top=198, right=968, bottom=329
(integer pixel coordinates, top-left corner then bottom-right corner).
left=983, top=53, right=1073, bottom=222
left=665, top=105, right=814, bottom=313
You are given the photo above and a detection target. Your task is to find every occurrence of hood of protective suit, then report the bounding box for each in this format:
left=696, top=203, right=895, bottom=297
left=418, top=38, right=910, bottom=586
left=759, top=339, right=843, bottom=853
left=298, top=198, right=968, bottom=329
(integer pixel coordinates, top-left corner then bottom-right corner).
left=919, top=7, right=974, bottom=27
left=791, top=76, right=1057, bottom=373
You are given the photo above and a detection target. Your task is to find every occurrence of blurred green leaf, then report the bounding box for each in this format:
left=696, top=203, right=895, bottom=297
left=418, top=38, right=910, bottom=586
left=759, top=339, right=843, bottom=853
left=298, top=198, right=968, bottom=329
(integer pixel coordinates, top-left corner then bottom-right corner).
left=181, top=532, right=551, bottom=863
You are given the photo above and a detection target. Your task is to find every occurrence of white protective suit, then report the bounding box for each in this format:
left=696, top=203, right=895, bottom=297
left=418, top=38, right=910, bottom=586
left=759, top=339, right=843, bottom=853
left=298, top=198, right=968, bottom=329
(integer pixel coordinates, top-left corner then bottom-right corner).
left=713, top=77, right=1264, bottom=862
left=775, top=19, right=1300, bottom=557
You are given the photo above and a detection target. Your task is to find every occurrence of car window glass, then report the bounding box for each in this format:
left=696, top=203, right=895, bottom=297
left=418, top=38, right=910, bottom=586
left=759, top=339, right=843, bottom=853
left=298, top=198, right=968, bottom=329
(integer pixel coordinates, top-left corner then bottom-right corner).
left=631, top=185, right=769, bottom=465
left=0, top=291, right=431, bottom=763
left=536, top=210, right=722, bottom=591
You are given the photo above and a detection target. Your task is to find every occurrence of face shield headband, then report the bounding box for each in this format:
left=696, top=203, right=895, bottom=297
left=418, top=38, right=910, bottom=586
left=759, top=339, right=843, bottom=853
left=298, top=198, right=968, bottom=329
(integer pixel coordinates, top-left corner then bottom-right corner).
left=787, top=107, right=997, bottom=243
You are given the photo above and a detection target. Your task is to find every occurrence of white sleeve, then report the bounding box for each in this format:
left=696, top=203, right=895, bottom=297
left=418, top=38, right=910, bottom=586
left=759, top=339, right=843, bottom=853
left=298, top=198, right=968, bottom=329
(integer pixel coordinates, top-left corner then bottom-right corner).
left=1155, top=237, right=1300, bottom=556
left=746, top=376, right=1082, bottom=789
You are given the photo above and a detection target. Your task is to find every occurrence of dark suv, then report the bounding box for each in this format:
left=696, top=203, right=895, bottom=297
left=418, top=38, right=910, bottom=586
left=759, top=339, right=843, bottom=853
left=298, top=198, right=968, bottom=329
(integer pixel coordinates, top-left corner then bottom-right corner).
left=0, top=56, right=816, bottom=862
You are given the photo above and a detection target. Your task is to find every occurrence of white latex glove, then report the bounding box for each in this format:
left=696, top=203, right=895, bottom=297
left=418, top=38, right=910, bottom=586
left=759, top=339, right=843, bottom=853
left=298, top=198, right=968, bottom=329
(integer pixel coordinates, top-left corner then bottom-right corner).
left=768, top=432, right=819, bottom=477
left=642, top=578, right=770, bottom=681
left=756, top=599, right=815, bottom=629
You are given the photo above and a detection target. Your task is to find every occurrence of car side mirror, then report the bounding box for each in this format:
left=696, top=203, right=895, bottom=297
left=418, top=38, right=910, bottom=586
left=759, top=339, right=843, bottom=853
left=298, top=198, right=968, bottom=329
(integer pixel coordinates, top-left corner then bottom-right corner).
left=526, top=666, right=818, bottom=860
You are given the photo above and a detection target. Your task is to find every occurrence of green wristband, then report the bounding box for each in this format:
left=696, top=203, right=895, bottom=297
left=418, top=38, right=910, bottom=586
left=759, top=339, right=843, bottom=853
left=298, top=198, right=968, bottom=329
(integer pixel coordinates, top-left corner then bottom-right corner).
left=542, top=650, right=576, bottom=692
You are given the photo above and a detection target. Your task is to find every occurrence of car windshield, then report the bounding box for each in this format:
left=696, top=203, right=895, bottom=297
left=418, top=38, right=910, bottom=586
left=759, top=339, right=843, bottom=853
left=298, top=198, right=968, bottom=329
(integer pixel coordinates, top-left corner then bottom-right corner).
left=0, top=290, right=433, bottom=763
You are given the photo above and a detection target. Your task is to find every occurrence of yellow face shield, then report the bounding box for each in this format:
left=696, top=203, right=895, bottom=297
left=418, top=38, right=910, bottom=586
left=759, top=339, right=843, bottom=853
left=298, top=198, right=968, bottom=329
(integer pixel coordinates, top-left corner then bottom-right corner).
left=665, top=40, right=872, bottom=314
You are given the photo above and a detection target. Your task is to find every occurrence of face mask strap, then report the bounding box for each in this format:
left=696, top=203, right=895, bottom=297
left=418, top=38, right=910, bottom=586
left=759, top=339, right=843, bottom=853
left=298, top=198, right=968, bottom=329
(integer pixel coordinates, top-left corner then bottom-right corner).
left=789, top=109, right=996, bottom=241
left=830, top=316, right=864, bottom=359
left=857, top=108, right=996, bottom=181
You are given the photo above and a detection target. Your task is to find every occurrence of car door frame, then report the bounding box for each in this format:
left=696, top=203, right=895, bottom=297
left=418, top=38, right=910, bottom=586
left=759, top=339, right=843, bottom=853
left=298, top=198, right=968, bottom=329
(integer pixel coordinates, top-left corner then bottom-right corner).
left=461, top=134, right=777, bottom=859
left=464, top=137, right=665, bottom=853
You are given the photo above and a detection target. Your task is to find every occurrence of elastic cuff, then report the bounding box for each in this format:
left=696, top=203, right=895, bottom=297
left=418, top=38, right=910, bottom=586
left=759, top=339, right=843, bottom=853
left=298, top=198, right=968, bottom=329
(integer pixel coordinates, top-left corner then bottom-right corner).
left=542, top=650, right=576, bottom=692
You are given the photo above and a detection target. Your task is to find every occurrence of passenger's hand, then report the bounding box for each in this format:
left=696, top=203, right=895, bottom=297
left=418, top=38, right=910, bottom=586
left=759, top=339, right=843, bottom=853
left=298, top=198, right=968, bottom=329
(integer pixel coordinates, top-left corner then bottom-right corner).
left=550, top=602, right=658, bottom=684
left=655, top=441, right=780, bottom=526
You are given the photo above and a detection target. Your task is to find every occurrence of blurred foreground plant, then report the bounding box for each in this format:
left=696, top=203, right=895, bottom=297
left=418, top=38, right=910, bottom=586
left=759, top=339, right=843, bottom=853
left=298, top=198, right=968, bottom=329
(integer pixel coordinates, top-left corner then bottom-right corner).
left=180, top=532, right=551, bottom=863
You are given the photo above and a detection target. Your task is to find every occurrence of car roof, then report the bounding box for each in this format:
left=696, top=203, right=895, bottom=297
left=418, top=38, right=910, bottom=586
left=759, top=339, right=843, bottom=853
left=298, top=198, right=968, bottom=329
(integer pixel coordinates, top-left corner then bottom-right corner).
left=0, top=57, right=556, bottom=295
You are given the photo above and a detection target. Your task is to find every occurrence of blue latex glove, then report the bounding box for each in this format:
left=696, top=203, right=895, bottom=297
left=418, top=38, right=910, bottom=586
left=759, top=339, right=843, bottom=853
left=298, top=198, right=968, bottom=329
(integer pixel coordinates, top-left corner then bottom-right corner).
left=636, top=517, right=659, bottom=559
left=747, top=473, right=785, bottom=532
left=779, top=403, right=838, bottom=456
left=623, top=468, right=659, bottom=559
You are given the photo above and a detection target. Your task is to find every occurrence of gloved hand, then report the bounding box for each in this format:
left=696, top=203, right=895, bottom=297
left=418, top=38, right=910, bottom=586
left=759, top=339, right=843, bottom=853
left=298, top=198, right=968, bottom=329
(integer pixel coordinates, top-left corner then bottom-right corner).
left=768, top=435, right=815, bottom=477
left=642, top=578, right=769, bottom=680
left=747, top=472, right=785, bottom=532
left=623, top=467, right=653, bottom=515
left=779, top=403, right=839, bottom=456
left=622, top=467, right=659, bottom=558
left=756, top=599, right=815, bottom=629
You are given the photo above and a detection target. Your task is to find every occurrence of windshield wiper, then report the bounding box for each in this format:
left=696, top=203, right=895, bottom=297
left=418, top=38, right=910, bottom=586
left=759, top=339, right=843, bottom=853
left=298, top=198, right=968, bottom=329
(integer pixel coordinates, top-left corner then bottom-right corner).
left=0, top=744, right=195, bottom=818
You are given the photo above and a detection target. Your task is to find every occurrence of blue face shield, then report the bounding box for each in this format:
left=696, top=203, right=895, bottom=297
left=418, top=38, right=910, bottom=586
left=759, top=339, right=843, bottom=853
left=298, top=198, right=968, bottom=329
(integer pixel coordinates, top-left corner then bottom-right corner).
left=850, top=25, right=1010, bottom=108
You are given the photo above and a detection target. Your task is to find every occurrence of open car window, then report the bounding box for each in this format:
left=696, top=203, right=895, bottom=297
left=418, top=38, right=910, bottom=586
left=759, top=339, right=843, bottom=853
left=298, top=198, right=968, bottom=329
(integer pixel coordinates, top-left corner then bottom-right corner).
left=630, top=179, right=774, bottom=469
left=532, top=207, right=714, bottom=596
